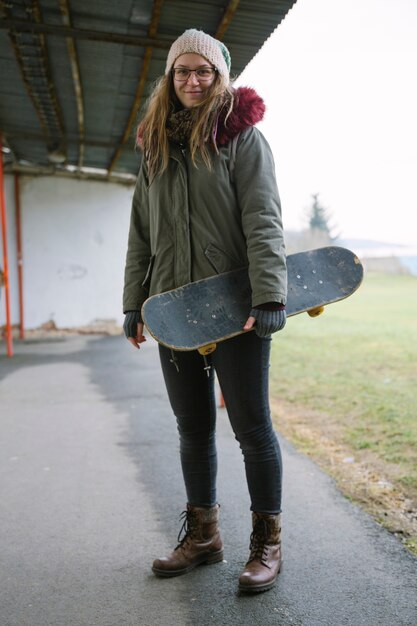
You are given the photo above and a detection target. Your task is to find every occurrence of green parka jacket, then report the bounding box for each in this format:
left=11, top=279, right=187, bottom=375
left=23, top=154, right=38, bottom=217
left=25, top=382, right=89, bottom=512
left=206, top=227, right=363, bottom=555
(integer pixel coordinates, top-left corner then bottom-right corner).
left=123, top=87, right=287, bottom=314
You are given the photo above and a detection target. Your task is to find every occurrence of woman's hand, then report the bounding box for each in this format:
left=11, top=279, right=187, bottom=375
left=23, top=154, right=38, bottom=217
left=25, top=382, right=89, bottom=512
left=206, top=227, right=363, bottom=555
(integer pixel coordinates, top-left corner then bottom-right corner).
left=243, top=307, right=286, bottom=338
left=123, top=311, right=147, bottom=349
left=243, top=315, right=256, bottom=332
left=127, top=322, right=147, bottom=349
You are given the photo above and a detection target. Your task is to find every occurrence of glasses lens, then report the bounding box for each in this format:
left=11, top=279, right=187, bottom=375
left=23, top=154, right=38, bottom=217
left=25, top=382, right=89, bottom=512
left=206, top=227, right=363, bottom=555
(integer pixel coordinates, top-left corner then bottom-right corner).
left=196, top=69, right=214, bottom=80
left=173, top=68, right=215, bottom=81
left=173, top=68, right=190, bottom=80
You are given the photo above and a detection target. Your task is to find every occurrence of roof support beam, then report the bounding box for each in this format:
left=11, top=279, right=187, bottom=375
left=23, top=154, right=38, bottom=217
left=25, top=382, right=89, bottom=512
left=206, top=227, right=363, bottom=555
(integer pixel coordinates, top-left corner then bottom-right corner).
left=0, top=18, right=261, bottom=49
left=4, top=162, right=136, bottom=185
left=0, top=133, right=14, bottom=357
left=3, top=129, right=121, bottom=150
left=14, top=174, right=25, bottom=340
left=59, top=0, right=85, bottom=168
left=0, top=17, right=172, bottom=49
left=107, top=0, right=165, bottom=174
left=215, top=0, right=241, bottom=40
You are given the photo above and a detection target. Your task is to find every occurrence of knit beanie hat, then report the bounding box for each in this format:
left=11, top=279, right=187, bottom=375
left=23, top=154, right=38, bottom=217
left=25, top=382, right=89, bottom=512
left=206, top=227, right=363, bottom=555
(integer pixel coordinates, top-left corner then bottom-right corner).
left=165, top=29, right=231, bottom=81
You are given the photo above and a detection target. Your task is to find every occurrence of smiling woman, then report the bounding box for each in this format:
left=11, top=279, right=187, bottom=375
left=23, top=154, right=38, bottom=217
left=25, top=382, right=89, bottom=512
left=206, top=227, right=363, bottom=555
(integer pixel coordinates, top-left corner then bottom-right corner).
left=172, top=54, right=217, bottom=109
left=122, top=28, right=287, bottom=594
left=135, top=31, right=234, bottom=181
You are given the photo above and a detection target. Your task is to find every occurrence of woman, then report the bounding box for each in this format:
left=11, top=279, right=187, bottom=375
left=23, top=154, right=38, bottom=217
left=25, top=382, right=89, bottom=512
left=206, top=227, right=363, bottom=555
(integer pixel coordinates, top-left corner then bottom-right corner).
left=123, top=29, right=287, bottom=594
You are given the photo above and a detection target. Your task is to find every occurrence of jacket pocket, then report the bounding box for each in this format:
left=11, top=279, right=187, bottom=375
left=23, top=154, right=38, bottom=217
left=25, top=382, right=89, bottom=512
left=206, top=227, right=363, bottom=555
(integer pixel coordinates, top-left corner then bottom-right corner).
left=204, top=242, right=238, bottom=274
left=141, top=255, right=155, bottom=291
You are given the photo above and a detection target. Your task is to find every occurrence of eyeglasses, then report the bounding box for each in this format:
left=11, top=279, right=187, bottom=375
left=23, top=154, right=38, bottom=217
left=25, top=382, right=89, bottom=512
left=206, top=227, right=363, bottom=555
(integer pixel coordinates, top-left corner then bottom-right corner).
left=172, top=67, right=217, bottom=82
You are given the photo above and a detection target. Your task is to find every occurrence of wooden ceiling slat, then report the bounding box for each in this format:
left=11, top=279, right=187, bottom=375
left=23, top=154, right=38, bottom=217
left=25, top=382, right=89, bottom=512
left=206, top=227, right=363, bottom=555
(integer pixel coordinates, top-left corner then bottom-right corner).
left=107, top=0, right=164, bottom=174
left=59, top=0, right=85, bottom=168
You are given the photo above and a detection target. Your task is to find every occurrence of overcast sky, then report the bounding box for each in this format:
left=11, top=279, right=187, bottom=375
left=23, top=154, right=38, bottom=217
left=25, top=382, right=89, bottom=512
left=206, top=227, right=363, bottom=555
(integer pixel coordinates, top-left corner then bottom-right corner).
left=236, top=0, right=416, bottom=246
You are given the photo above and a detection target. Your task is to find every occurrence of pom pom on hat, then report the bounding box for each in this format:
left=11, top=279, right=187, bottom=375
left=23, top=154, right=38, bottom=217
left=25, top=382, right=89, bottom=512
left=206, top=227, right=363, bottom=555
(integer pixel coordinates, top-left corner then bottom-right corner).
left=165, top=29, right=231, bottom=80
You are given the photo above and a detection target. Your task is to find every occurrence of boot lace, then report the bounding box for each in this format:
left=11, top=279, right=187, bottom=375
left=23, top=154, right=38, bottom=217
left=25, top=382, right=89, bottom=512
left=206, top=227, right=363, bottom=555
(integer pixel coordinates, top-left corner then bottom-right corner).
left=247, top=518, right=270, bottom=568
left=174, top=509, right=197, bottom=551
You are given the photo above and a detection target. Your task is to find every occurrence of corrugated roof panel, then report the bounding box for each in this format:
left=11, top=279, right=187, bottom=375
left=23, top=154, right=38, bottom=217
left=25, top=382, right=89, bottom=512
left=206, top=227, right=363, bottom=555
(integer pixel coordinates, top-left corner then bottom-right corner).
left=10, top=138, right=50, bottom=164
left=0, top=33, right=44, bottom=163
left=158, top=3, right=221, bottom=38
left=114, top=149, right=142, bottom=175
left=0, top=0, right=297, bottom=180
left=82, top=145, right=115, bottom=168
left=52, top=0, right=141, bottom=33
left=42, top=36, right=79, bottom=139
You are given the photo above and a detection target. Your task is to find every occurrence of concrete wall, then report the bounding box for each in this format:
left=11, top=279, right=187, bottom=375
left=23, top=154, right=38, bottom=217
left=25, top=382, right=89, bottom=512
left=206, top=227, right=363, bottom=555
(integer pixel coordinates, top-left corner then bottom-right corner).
left=0, top=175, right=133, bottom=329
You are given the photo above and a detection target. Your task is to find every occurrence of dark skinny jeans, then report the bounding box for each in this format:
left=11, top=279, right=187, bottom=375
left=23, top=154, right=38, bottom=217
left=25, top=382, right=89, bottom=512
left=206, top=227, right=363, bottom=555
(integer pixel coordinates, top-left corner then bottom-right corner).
left=158, top=331, right=283, bottom=514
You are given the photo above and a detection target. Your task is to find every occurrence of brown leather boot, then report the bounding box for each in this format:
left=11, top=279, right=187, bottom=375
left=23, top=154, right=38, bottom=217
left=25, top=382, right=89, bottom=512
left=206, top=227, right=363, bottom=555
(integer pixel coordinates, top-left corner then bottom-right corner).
left=152, top=504, right=223, bottom=577
left=238, top=512, right=282, bottom=593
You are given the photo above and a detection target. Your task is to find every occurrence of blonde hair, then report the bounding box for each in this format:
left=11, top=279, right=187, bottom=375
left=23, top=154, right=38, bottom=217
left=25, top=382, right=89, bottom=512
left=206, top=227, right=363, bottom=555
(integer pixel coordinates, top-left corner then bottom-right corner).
left=137, top=72, right=234, bottom=182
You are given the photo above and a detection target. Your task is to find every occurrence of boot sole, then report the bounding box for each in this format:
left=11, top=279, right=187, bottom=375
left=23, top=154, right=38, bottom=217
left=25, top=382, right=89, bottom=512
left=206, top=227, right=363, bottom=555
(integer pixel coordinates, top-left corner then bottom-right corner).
left=238, top=561, right=283, bottom=594
left=152, top=550, right=224, bottom=578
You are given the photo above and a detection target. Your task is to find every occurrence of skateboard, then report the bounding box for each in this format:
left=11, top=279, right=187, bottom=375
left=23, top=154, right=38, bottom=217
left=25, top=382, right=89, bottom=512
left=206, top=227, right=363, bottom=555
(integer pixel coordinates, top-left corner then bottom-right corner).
left=142, top=246, right=363, bottom=354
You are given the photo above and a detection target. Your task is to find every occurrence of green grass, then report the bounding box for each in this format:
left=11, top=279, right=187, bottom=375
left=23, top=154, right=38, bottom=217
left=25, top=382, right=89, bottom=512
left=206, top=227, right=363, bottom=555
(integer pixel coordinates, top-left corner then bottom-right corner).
left=270, top=273, right=417, bottom=493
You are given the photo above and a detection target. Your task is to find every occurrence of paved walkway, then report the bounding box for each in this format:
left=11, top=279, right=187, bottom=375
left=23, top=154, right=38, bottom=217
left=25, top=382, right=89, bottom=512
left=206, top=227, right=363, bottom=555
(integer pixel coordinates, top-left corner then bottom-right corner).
left=0, top=336, right=416, bottom=626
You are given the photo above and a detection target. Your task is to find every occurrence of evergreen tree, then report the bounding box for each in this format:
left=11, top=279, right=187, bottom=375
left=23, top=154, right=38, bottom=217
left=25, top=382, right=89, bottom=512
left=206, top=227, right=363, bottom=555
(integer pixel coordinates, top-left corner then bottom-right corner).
left=307, top=193, right=337, bottom=240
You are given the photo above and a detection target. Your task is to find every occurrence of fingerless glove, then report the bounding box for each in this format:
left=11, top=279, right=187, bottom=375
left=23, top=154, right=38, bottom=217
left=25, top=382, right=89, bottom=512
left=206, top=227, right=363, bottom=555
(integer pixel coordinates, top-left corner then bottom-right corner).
left=250, top=307, right=286, bottom=338
left=123, top=310, right=142, bottom=339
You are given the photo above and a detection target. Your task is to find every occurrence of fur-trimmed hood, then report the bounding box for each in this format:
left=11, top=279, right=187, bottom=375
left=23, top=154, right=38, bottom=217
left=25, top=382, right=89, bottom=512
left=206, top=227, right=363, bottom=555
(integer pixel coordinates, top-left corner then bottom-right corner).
left=216, top=86, right=265, bottom=145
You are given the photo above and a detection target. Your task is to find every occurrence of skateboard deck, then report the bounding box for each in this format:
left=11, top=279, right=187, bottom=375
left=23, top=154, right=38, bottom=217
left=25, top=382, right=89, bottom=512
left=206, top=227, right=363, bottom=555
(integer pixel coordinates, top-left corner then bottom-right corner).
left=142, top=246, right=363, bottom=353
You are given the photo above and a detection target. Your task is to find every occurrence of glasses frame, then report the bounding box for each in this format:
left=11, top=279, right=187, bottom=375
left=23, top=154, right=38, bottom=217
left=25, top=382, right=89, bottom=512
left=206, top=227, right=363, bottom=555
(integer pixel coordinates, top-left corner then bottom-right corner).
left=172, top=67, right=218, bottom=82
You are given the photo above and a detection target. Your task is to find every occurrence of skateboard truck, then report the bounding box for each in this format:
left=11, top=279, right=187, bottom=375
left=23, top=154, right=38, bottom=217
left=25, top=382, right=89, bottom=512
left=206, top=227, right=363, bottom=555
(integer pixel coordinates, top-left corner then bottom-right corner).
left=197, top=344, right=217, bottom=377
left=307, top=306, right=325, bottom=317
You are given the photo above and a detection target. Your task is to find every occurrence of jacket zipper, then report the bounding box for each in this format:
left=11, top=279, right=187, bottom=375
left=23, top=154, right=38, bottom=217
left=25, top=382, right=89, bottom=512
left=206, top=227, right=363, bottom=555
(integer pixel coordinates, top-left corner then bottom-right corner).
left=174, top=144, right=190, bottom=286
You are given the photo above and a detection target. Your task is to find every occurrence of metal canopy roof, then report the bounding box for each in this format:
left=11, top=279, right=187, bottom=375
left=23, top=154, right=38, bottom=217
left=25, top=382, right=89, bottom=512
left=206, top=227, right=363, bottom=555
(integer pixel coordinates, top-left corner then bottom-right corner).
left=0, top=0, right=296, bottom=184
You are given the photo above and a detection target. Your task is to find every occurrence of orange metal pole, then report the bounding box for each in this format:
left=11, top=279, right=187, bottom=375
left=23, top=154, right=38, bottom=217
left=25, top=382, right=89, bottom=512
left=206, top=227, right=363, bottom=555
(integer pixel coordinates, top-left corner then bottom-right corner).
left=0, top=133, right=14, bottom=356
left=14, top=174, right=24, bottom=339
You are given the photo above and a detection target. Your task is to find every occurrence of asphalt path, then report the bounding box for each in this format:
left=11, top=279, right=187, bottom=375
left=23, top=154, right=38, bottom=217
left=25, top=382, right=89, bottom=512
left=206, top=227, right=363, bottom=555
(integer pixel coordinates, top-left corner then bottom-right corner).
left=0, top=335, right=416, bottom=626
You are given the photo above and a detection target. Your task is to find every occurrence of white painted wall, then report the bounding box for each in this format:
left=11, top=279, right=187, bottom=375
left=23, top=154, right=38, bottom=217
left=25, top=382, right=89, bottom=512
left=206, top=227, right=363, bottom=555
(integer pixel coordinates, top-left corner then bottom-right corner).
left=0, top=175, right=134, bottom=329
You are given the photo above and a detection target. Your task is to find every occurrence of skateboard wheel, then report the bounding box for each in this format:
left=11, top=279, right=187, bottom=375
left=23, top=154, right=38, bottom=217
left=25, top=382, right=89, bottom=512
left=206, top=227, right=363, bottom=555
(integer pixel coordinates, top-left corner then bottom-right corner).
left=198, top=343, right=217, bottom=356
left=307, top=306, right=325, bottom=317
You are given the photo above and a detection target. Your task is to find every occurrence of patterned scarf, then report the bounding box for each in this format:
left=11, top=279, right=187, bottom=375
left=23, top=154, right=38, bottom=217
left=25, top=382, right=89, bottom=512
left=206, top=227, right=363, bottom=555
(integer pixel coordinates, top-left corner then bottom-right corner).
left=166, top=109, right=195, bottom=145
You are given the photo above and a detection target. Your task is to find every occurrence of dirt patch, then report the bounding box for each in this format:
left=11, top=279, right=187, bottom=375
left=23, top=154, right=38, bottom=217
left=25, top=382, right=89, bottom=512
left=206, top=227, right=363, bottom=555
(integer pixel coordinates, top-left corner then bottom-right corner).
left=271, top=398, right=417, bottom=555
left=2, top=319, right=123, bottom=339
